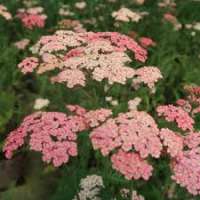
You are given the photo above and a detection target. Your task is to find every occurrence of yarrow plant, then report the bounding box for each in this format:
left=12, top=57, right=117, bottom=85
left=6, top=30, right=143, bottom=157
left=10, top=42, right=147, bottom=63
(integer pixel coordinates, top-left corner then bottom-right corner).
left=3, top=105, right=112, bottom=167
left=4, top=29, right=166, bottom=198
left=18, top=31, right=162, bottom=92
left=157, top=85, right=200, bottom=195
left=90, top=101, right=162, bottom=181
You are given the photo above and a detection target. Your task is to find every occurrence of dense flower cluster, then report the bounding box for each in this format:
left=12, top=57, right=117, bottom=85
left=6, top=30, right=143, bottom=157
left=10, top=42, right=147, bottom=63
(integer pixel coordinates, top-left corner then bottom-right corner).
left=157, top=85, right=200, bottom=195
left=90, top=109, right=162, bottom=180
left=17, top=7, right=47, bottom=29
left=18, top=31, right=162, bottom=91
left=171, top=148, right=200, bottom=195
left=160, top=128, right=183, bottom=157
left=157, top=104, right=194, bottom=131
left=73, top=175, right=104, bottom=200
left=111, top=150, right=153, bottom=180
left=3, top=105, right=112, bottom=167
left=3, top=112, right=87, bottom=167
left=132, top=66, right=162, bottom=92
left=18, top=57, right=39, bottom=74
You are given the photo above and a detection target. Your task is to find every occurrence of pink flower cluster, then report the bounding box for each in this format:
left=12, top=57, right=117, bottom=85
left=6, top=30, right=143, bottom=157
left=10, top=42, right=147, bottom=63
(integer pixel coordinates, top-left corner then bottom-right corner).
left=111, top=150, right=153, bottom=180
left=18, top=57, right=39, bottom=74
left=3, top=112, right=86, bottom=167
left=160, top=128, right=183, bottom=157
left=17, top=7, right=47, bottom=29
left=157, top=87, right=200, bottom=195
left=157, top=105, right=194, bottom=131
left=3, top=105, right=112, bottom=167
left=132, top=66, right=162, bottom=92
left=18, top=31, right=162, bottom=90
left=172, top=148, right=200, bottom=195
left=90, top=110, right=162, bottom=180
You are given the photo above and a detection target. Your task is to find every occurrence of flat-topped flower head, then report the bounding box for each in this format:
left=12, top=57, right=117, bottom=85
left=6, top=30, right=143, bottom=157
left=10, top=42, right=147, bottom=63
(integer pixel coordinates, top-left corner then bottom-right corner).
left=157, top=86, right=200, bottom=195
left=18, top=31, right=162, bottom=91
left=3, top=111, right=87, bottom=167
left=90, top=109, right=162, bottom=180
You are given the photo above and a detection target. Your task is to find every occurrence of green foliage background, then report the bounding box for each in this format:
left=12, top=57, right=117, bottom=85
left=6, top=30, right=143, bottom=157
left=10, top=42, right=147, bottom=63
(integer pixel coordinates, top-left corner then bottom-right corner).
left=0, top=0, right=200, bottom=199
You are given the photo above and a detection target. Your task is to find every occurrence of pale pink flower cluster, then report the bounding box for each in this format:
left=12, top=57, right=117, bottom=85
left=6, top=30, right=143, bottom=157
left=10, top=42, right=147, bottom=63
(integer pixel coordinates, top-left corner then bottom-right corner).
left=112, top=8, right=146, bottom=23
left=128, top=97, right=142, bottom=111
left=3, top=105, right=115, bottom=167
left=34, top=98, right=50, bottom=110
left=3, top=112, right=87, bottom=167
left=176, top=86, right=200, bottom=115
left=111, top=150, right=153, bottom=180
left=18, top=57, right=39, bottom=74
left=17, top=31, right=162, bottom=90
left=172, top=148, right=200, bottom=195
left=160, top=128, right=183, bottom=157
left=66, top=105, right=112, bottom=129
left=90, top=110, right=162, bottom=180
left=132, top=66, right=162, bottom=92
left=17, top=7, right=47, bottom=29
left=73, top=174, right=104, bottom=200
left=157, top=105, right=194, bottom=131
left=157, top=87, right=200, bottom=195
left=0, top=4, right=12, bottom=20
left=84, top=109, right=112, bottom=128
left=14, top=39, right=30, bottom=50
left=184, top=132, right=200, bottom=149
